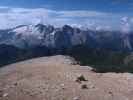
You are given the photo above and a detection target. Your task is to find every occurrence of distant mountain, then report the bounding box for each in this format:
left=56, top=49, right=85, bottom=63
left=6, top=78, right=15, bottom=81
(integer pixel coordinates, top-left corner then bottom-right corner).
left=0, top=24, right=133, bottom=68
left=0, top=24, right=132, bottom=52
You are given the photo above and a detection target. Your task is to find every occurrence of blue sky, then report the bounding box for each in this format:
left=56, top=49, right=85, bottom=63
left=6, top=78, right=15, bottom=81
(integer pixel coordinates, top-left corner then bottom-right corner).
left=0, top=0, right=133, bottom=12
left=0, top=0, right=132, bottom=31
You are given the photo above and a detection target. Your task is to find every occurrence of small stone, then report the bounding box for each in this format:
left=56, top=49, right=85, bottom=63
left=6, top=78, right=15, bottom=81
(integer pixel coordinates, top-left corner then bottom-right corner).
left=81, top=84, right=88, bottom=89
left=73, top=97, right=79, bottom=100
left=90, top=85, right=95, bottom=89
left=60, top=84, right=65, bottom=87
left=60, top=84, right=65, bottom=89
left=0, top=90, right=3, bottom=97
left=14, top=82, right=18, bottom=86
left=108, top=91, right=113, bottom=96
left=3, top=93, right=8, bottom=97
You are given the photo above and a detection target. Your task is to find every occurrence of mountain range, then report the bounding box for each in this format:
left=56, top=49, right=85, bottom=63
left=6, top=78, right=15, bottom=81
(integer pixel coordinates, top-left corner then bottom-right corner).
left=0, top=24, right=133, bottom=52
left=0, top=24, right=133, bottom=72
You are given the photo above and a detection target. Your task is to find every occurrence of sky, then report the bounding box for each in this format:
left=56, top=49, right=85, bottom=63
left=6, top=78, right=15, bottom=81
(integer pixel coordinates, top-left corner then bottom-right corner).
left=0, top=0, right=132, bottom=31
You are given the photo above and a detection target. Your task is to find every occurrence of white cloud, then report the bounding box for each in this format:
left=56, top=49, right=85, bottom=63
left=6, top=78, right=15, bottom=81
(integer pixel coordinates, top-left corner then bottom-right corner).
left=0, top=7, right=53, bottom=29
left=0, top=6, right=10, bottom=10
left=0, top=6, right=131, bottom=31
left=120, top=17, right=131, bottom=33
left=58, top=10, right=109, bottom=17
left=95, top=26, right=111, bottom=31
left=121, top=16, right=128, bottom=22
left=122, top=23, right=130, bottom=33
left=130, top=18, right=133, bottom=23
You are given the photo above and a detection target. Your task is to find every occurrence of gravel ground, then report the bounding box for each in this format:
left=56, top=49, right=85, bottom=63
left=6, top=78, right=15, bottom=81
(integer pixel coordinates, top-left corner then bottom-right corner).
left=0, top=55, right=133, bottom=100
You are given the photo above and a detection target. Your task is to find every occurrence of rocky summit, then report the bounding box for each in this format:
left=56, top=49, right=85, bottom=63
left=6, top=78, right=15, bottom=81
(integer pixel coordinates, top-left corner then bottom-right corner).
left=0, top=55, right=133, bottom=100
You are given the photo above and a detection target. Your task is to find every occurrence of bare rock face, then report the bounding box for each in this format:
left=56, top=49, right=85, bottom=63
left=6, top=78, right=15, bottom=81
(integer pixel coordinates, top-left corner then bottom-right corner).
left=0, top=55, right=133, bottom=100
